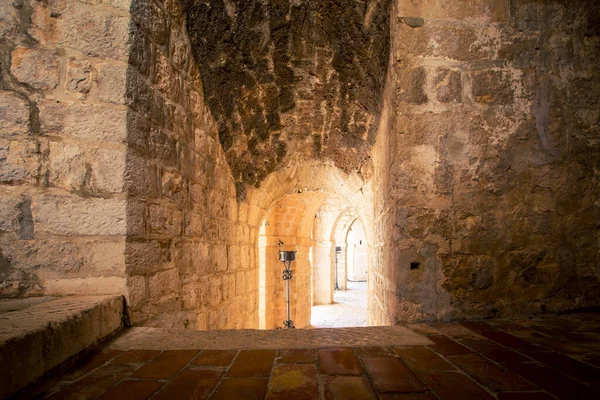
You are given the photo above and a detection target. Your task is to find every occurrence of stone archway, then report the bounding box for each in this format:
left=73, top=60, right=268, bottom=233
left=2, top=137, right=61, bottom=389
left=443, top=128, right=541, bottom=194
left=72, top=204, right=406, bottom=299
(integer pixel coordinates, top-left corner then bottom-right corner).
left=249, top=163, right=388, bottom=328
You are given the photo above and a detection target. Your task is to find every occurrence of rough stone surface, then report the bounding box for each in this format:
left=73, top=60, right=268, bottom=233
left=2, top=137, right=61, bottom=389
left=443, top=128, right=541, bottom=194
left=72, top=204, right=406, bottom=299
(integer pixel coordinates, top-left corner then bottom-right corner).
left=379, top=0, right=600, bottom=323
left=108, top=325, right=431, bottom=350
left=10, top=46, right=59, bottom=90
left=181, top=0, right=391, bottom=198
left=0, top=295, right=123, bottom=398
left=0, top=91, right=30, bottom=137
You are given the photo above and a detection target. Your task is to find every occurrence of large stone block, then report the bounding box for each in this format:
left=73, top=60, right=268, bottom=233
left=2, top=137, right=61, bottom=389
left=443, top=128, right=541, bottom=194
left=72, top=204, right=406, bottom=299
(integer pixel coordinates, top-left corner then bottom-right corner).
left=125, top=239, right=172, bottom=275
left=0, top=194, right=21, bottom=233
left=183, top=212, right=204, bottom=237
left=396, top=67, right=428, bottom=105
left=397, top=0, right=509, bottom=22
left=471, top=70, right=514, bottom=105
left=28, top=0, right=63, bottom=44
left=148, top=128, right=177, bottom=167
left=154, top=50, right=182, bottom=103
left=124, top=154, right=157, bottom=199
left=147, top=204, right=183, bottom=236
left=10, top=46, right=59, bottom=91
left=97, top=62, right=128, bottom=104
left=128, top=24, right=152, bottom=76
left=48, top=141, right=86, bottom=191
left=148, top=268, right=179, bottom=303
left=33, top=194, right=127, bottom=236
left=161, top=170, right=187, bottom=205
left=90, top=148, right=126, bottom=194
left=394, top=24, right=487, bottom=62
left=43, top=276, right=127, bottom=295
left=131, top=0, right=168, bottom=44
left=170, top=22, right=191, bottom=71
left=127, top=274, right=146, bottom=306
left=0, top=0, right=19, bottom=38
left=39, top=102, right=128, bottom=143
left=211, top=244, right=228, bottom=272
left=60, top=3, right=131, bottom=60
left=65, top=59, right=93, bottom=95
left=0, top=139, right=41, bottom=184
left=436, top=68, right=462, bottom=103
left=0, top=91, right=30, bottom=137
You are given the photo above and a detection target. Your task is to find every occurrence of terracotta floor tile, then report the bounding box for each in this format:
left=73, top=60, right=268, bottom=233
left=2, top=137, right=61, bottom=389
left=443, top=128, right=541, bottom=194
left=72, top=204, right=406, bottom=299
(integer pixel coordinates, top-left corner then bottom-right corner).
left=503, top=361, right=598, bottom=399
left=96, top=379, right=164, bottom=400
left=498, top=392, right=556, bottom=400
left=132, top=350, right=199, bottom=379
left=428, top=323, right=485, bottom=339
left=482, top=332, right=546, bottom=352
left=461, top=321, right=545, bottom=352
left=582, top=354, right=600, bottom=368
left=47, top=363, right=137, bottom=400
left=489, top=321, right=531, bottom=332
left=62, top=349, right=123, bottom=381
left=460, top=339, right=531, bottom=363
left=461, top=321, right=499, bottom=335
left=426, top=335, right=472, bottom=355
left=211, top=378, right=269, bottom=400
left=406, top=324, right=440, bottom=336
left=111, top=350, right=160, bottom=364
left=362, top=356, right=427, bottom=393
left=265, top=364, right=318, bottom=399
left=447, top=353, right=535, bottom=392
left=394, top=347, right=455, bottom=371
left=355, top=346, right=394, bottom=356
left=379, top=393, right=439, bottom=400
left=417, top=372, right=494, bottom=400
left=152, top=368, right=222, bottom=400
left=323, top=376, right=377, bottom=400
left=318, top=347, right=364, bottom=375
left=524, top=351, right=600, bottom=382
left=227, top=349, right=276, bottom=377
left=191, top=350, right=238, bottom=367
left=276, top=348, right=316, bottom=364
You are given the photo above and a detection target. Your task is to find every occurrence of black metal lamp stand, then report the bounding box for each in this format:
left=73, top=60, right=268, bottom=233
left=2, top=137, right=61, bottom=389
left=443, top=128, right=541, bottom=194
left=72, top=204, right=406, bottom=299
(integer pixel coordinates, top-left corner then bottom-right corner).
left=278, top=241, right=296, bottom=329
left=334, top=246, right=342, bottom=291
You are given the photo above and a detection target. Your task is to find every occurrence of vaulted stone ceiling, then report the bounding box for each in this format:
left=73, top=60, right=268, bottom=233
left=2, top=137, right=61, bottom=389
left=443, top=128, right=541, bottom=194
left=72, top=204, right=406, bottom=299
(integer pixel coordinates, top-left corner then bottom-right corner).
left=181, top=0, right=391, bottom=198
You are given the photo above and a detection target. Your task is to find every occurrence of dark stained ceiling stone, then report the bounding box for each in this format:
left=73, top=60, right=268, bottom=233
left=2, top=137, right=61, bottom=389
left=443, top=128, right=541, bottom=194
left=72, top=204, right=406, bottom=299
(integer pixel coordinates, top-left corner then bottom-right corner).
left=181, top=0, right=391, bottom=199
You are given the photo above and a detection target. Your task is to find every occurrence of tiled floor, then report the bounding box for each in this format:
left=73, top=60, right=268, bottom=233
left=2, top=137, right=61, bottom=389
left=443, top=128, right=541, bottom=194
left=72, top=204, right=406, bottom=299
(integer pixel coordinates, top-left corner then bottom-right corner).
left=23, top=311, right=600, bottom=399
left=311, top=281, right=368, bottom=328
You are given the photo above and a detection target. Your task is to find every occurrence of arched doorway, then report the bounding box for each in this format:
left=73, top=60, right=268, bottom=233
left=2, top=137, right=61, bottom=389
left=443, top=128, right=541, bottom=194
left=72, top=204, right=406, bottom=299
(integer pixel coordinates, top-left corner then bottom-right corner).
left=250, top=164, right=383, bottom=329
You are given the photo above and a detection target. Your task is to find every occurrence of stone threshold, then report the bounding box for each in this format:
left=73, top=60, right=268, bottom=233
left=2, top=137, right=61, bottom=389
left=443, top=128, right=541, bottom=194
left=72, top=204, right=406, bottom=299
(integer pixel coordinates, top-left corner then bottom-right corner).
left=107, top=325, right=433, bottom=350
left=0, top=295, right=124, bottom=398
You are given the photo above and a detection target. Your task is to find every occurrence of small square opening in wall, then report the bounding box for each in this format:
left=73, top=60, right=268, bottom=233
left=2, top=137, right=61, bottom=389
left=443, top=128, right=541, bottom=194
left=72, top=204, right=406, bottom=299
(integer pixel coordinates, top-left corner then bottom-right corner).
left=410, top=262, right=420, bottom=270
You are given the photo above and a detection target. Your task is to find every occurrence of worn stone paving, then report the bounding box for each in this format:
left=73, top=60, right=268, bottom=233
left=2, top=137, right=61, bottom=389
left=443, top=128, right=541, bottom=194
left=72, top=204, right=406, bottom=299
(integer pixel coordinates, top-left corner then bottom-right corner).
left=311, top=281, right=368, bottom=328
left=21, top=312, right=600, bottom=399
left=105, top=325, right=431, bottom=350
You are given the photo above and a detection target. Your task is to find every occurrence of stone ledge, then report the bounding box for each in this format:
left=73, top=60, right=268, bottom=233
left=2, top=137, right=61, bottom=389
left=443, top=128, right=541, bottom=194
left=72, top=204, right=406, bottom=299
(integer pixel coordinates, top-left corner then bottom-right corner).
left=107, top=325, right=433, bottom=351
left=0, top=295, right=124, bottom=398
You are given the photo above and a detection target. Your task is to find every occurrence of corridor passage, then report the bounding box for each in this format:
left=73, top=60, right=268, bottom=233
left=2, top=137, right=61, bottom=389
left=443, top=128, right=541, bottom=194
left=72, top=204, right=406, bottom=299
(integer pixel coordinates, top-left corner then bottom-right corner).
left=311, top=281, right=367, bottom=328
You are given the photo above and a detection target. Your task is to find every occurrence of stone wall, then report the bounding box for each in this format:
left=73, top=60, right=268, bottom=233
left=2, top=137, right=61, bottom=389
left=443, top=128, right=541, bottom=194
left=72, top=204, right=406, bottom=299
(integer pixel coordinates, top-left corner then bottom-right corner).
left=124, top=0, right=258, bottom=329
left=2, top=0, right=598, bottom=329
left=0, top=0, right=131, bottom=298
left=384, top=0, right=600, bottom=321
left=0, top=0, right=259, bottom=330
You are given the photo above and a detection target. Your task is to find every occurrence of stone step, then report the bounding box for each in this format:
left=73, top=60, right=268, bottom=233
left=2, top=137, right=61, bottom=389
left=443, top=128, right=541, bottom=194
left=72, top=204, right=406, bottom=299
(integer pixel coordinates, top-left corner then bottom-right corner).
left=107, top=325, right=433, bottom=351
left=0, top=295, right=124, bottom=398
